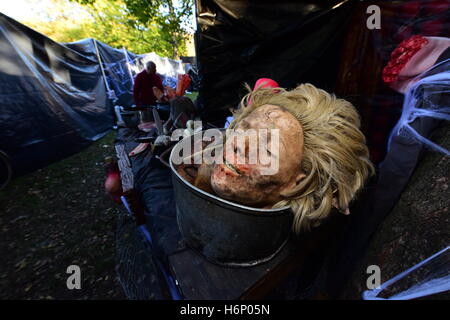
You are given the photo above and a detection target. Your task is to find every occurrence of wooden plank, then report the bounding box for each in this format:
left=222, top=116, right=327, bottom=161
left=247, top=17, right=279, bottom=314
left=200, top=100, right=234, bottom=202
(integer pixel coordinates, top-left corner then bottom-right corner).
left=115, top=144, right=134, bottom=192
left=115, top=143, right=146, bottom=225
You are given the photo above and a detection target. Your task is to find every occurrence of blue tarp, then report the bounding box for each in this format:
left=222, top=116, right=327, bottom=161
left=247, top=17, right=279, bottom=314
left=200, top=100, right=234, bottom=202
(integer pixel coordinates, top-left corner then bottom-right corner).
left=0, top=13, right=114, bottom=176
left=0, top=13, right=185, bottom=177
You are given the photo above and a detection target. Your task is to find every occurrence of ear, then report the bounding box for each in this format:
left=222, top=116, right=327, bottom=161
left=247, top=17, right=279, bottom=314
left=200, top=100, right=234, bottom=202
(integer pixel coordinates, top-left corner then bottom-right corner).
left=295, top=172, right=306, bottom=184
left=281, top=171, right=306, bottom=194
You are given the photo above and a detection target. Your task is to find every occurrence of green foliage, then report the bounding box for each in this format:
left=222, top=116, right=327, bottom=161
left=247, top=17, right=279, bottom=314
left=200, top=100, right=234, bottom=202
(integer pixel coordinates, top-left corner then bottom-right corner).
left=84, top=0, right=186, bottom=56
left=24, top=0, right=194, bottom=57
left=73, top=0, right=194, bottom=57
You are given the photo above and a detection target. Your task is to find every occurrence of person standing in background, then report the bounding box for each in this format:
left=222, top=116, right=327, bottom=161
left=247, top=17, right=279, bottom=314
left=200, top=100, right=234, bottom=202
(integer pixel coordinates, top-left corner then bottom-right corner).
left=133, top=61, right=164, bottom=107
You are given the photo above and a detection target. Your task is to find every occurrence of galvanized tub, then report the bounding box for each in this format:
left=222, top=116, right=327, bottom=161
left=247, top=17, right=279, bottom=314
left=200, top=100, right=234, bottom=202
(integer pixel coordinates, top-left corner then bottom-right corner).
left=169, top=131, right=293, bottom=267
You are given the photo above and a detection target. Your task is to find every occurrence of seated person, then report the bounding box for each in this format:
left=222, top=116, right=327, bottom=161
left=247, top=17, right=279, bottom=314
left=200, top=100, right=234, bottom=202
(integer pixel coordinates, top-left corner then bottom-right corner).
left=133, top=61, right=164, bottom=107
left=177, top=82, right=374, bottom=233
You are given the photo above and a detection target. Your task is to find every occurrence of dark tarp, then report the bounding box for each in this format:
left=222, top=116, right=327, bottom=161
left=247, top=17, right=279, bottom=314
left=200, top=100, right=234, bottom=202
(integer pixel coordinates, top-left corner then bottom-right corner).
left=114, top=0, right=448, bottom=300
left=0, top=13, right=142, bottom=176
left=64, top=41, right=188, bottom=108
left=335, top=0, right=450, bottom=164
left=301, top=0, right=449, bottom=299
left=64, top=39, right=141, bottom=109
left=193, top=0, right=450, bottom=299
left=195, top=0, right=355, bottom=126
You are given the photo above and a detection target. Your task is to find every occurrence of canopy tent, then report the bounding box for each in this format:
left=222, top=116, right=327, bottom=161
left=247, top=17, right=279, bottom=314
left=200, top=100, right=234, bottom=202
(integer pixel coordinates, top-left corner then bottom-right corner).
left=0, top=13, right=111, bottom=176
left=0, top=13, right=184, bottom=177
left=64, top=39, right=186, bottom=107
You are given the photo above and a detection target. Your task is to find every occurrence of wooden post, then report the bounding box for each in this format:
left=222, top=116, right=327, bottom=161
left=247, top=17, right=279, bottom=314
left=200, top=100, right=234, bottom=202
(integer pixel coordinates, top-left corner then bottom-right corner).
left=115, top=144, right=146, bottom=225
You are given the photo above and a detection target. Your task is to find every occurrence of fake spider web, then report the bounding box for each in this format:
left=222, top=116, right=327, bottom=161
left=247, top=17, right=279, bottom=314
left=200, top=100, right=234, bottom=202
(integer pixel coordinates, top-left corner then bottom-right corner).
left=388, top=59, right=450, bottom=156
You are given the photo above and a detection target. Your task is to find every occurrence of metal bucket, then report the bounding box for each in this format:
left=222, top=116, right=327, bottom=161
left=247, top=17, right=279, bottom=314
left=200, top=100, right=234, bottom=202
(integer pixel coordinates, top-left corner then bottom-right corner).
left=169, top=131, right=293, bottom=267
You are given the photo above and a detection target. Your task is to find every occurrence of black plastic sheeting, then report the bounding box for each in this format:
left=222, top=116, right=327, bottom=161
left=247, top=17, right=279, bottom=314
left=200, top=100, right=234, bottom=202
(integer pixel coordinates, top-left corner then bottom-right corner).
left=192, top=0, right=450, bottom=299
left=64, top=39, right=140, bottom=108
left=195, top=0, right=355, bottom=125
left=333, top=0, right=450, bottom=164
left=0, top=13, right=141, bottom=176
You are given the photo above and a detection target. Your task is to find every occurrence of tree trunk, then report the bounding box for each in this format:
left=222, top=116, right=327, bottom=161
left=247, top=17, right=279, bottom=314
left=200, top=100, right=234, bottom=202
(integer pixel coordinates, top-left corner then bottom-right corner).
left=167, top=1, right=179, bottom=59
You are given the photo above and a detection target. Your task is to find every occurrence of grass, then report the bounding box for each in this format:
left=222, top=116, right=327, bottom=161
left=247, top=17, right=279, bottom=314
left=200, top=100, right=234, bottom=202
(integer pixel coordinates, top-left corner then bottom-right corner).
left=0, top=131, right=126, bottom=299
left=185, top=91, right=198, bottom=101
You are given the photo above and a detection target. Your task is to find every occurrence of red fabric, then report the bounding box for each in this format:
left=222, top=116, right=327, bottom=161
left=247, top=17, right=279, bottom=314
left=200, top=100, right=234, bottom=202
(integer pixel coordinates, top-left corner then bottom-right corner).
left=133, top=71, right=164, bottom=106
left=402, top=1, right=420, bottom=16
left=248, top=78, right=280, bottom=106
left=105, top=162, right=123, bottom=204
left=421, top=0, right=448, bottom=35
left=176, top=74, right=192, bottom=97
left=382, top=35, right=429, bottom=84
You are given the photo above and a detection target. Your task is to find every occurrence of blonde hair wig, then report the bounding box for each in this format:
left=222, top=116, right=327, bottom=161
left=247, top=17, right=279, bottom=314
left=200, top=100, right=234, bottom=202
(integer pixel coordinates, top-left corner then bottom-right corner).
left=228, top=83, right=375, bottom=233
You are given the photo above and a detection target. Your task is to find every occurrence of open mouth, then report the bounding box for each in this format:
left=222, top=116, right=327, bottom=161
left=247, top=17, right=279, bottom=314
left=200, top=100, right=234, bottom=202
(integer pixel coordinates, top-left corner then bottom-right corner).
left=222, top=148, right=241, bottom=175
left=224, top=160, right=241, bottom=175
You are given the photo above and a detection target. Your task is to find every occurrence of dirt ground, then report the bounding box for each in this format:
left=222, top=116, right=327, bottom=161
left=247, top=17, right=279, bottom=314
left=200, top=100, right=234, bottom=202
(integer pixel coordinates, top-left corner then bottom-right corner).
left=0, top=132, right=127, bottom=299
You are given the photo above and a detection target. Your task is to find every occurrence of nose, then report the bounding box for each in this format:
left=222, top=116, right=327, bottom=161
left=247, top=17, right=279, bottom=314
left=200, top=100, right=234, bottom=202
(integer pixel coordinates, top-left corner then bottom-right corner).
left=227, top=134, right=254, bottom=164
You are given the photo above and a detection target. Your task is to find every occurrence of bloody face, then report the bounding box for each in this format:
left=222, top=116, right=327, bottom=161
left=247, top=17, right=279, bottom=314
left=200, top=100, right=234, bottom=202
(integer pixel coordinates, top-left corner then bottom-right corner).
left=210, top=104, right=305, bottom=207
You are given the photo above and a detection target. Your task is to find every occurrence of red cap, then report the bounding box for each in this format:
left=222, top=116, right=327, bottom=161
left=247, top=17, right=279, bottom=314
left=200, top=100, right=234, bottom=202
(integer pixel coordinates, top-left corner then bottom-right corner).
left=253, top=78, right=279, bottom=91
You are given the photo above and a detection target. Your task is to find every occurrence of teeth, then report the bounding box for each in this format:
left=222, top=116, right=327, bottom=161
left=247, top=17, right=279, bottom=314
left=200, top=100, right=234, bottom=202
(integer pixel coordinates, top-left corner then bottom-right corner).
left=224, top=161, right=239, bottom=174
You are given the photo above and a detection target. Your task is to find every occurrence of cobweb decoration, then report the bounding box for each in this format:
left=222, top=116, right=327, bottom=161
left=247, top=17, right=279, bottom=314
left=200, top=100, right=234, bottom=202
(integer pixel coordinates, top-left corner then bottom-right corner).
left=104, top=59, right=134, bottom=98
left=363, top=246, right=450, bottom=300
left=102, top=52, right=183, bottom=104
left=388, top=59, right=450, bottom=156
